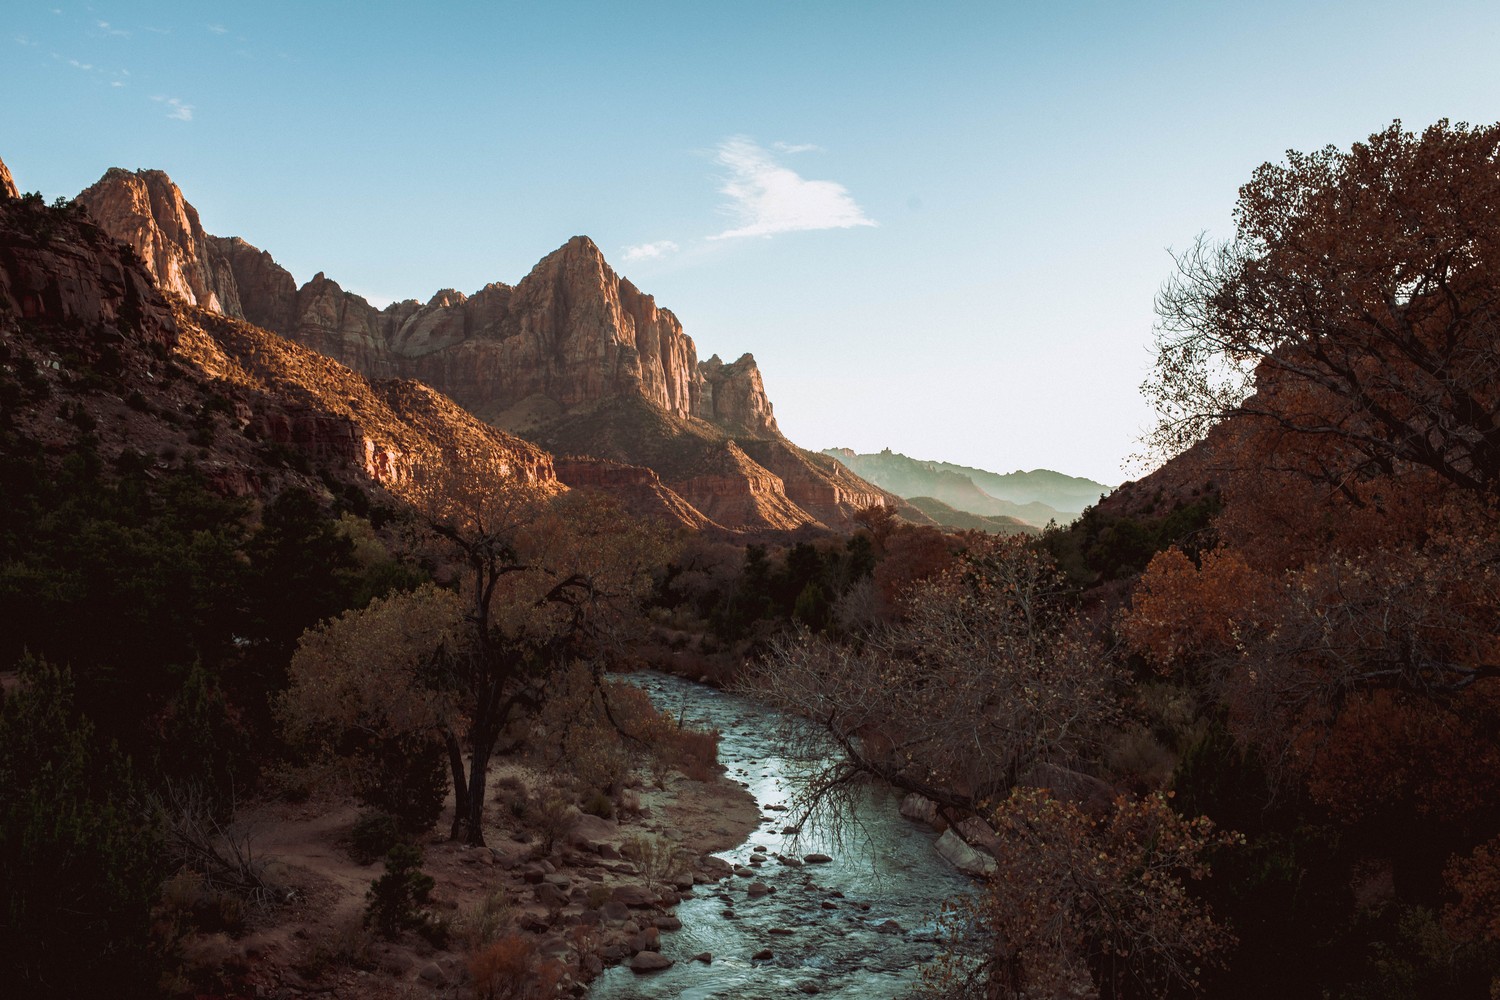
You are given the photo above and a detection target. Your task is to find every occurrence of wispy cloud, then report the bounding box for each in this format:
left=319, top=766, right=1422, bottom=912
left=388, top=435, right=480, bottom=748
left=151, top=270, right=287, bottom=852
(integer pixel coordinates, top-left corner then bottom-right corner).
left=773, top=141, right=821, bottom=154
left=207, top=23, right=228, bottom=35
left=622, top=240, right=680, bottom=262
left=95, top=20, right=129, bottom=37
left=152, top=95, right=194, bottom=121
left=709, top=137, right=876, bottom=240
left=66, top=57, right=93, bottom=70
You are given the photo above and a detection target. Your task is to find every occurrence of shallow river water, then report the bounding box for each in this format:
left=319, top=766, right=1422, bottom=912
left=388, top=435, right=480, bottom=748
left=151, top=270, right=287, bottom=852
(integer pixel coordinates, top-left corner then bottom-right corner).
left=588, top=672, right=973, bottom=999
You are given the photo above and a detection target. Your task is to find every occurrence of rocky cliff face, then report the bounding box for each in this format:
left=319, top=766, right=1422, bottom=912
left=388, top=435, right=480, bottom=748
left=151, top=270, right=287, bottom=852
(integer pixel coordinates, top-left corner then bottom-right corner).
left=76, top=168, right=243, bottom=316
left=697, top=353, right=778, bottom=437
left=74, top=164, right=884, bottom=530
left=0, top=156, right=17, bottom=200
left=0, top=196, right=178, bottom=349
left=0, top=189, right=554, bottom=510
left=75, top=168, right=786, bottom=441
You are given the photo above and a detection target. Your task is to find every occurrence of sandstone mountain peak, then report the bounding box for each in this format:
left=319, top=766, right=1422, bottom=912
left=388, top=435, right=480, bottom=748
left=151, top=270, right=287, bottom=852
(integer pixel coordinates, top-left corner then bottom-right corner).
left=75, top=164, right=888, bottom=529
left=77, top=166, right=242, bottom=316
left=0, top=155, right=17, bottom=200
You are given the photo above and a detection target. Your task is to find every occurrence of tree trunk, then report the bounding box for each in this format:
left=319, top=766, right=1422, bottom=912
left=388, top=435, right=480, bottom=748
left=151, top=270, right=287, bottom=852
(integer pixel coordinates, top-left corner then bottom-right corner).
left=462, top=738, right=493, bottom=847
left=443, top=729, right=470, bottom=842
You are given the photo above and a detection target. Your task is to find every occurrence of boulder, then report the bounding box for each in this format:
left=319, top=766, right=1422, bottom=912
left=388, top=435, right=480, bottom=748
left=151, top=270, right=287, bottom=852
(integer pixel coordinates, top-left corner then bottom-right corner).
left=899, top=793, right=944, bottom=828
left=611, top=884, right=657, bottom=908
left=628, top=951, right=673, bottom=973
left=934, top=829, right=997, bottom=877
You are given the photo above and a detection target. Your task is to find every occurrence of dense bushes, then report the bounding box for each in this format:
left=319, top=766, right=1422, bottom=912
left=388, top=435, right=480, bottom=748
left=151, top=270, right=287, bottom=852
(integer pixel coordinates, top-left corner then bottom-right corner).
left=0, top=660, right=169, bottom=1000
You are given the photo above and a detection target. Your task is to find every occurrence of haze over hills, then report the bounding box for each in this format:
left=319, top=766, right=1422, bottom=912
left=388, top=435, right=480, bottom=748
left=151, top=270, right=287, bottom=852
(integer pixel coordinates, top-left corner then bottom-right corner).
left=74, top=167, right=888, bottom=531
left=823, top=447, right=1111, bottom=528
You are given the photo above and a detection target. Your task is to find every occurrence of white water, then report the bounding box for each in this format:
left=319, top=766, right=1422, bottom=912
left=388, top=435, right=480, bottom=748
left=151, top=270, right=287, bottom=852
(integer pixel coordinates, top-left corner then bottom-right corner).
left=588, top=672, right=973, bottom=999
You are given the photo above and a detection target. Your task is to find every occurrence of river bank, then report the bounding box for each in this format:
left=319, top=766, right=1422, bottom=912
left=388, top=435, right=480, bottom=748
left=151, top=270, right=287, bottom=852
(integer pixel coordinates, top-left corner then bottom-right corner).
left=588, top=673, right=974, bottom=1000
left=178, top=736, right=760, bottom=998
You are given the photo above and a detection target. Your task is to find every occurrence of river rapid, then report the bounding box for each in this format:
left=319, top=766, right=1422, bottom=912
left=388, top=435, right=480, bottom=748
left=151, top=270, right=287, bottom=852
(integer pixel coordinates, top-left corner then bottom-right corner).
left=588, top=672, right=974, bottom=999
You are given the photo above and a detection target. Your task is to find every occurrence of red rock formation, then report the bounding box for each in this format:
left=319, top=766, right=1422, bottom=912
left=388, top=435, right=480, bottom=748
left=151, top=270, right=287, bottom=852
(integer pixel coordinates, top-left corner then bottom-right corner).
left=696, top=353, right=778, bottom=437
left=737, top=438, right=890, bottom=525
left=207, top=235, right=298, bottom=335
left=76, top=165, right=890, bottom=530
left=0, top=156, right=17, bottom=200
left=76, top=168, right=242, bottom=315
left=0, top=196, right=177, bottom=349
left=554, top=457, right=715, bottom=530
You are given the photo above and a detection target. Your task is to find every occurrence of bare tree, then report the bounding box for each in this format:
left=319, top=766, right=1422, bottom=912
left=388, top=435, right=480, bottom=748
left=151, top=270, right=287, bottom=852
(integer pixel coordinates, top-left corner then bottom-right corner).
left=745, top=534, right=1120, bottom=827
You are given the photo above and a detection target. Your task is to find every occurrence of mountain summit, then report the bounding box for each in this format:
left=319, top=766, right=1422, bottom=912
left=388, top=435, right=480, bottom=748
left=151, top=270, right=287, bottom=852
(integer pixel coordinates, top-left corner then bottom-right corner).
left=76, top=167, right=886, bottom=529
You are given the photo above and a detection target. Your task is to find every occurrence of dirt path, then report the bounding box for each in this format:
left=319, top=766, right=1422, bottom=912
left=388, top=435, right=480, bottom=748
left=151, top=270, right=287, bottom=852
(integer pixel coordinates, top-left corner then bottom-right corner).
left=178, top=762, right=758, bottom=999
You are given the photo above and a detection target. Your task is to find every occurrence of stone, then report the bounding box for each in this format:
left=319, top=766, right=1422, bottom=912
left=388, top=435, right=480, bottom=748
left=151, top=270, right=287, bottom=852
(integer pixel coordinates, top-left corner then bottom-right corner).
left=534, top=883, right=568, bottom=908
left=628, top=951, right=673, bottom=972
left=803, top=853, right=833, bottom=864
left=934, top=829, right=998, bottom=877
left=418, top=962, right=446, bottom=985
left=752, top=948, right=774, bottom=961
left=746, top=882, right=772, bottom=898
left=899, top=793, right=943, bottom=828
left=611, top=884, right=656, bottom=908
left=692, top=952, right=713, bottom=965
left=565, top=809, right=620, bottom=850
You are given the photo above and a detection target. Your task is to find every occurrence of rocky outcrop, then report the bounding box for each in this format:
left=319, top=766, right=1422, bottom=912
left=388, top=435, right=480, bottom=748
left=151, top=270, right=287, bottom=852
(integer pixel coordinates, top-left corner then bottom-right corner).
left=207, top=235, right=298, bottom=335
left=0, top=156, right=17, bottom=200
left=554, top=457, right=715, bottom=529
left=0, top=192, right=554, bottom=512
left=179, top=307, right=557, bottom=506
left=696, top=353, right=778, bottom=437
left=671, top=440, right=817, bottom=531
left=76, top=168, right=242, bottom=315
left=0, top=196, right=178, bottom=349
left=738, top=438, right=889, bottom=523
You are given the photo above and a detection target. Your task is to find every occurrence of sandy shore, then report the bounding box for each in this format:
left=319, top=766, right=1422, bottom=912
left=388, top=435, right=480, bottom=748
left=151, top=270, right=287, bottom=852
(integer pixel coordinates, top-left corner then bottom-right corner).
left=184, top=761, right=761, bottom=998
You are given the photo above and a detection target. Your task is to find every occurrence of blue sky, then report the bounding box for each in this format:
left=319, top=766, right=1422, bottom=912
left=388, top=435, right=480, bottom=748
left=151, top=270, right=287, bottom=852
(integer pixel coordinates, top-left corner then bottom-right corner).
left=6, top=1, right=1500, bottom=485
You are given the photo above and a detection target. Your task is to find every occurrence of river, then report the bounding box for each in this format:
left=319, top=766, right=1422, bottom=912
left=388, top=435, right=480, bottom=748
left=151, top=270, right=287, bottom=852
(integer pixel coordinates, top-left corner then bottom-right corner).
left=588, top=672, right=974, bottom=999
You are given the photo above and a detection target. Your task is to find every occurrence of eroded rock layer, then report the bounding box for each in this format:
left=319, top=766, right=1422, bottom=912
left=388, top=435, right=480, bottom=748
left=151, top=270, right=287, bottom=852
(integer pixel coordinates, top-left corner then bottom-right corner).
left=74, top=165, right=888, bottom=529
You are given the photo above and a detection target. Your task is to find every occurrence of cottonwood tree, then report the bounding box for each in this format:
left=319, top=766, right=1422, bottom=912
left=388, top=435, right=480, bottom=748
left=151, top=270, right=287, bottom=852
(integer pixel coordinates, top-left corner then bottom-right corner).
left=748, top=534, right=1120, bottom=823
left=925, top=789, right=1238, bottom=1000
left=282, top=474, right=670, bottom=845
left=1124, top=528, right=1500, bottom=823
left=1148, top=120, right=1500, bottom=499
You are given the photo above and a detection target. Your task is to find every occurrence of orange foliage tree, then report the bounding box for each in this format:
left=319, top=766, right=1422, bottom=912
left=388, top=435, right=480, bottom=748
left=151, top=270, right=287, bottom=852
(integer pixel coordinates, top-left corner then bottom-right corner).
left=282, top=475, right=671, bottom=846
left=926, top=788, right=1238, bottom=999
left=1148, top=120, right=1500, bottom=501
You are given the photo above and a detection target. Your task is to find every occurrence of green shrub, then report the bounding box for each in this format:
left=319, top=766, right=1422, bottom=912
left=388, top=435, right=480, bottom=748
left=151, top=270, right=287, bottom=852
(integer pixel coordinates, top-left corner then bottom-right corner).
left=364, top=844, right=434, bottom=939
left=0, top=659, right=169, bottom=999
left=349, top=811, right=401, bottom=866
left=353, top=733, right=448, bottom=835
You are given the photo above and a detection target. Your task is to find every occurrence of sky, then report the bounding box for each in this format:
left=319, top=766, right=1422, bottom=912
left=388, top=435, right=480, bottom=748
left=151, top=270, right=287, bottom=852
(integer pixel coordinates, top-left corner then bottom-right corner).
left=5, top=1, right=1500, bottom=486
